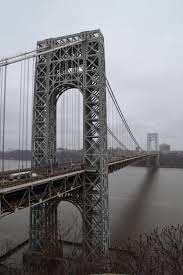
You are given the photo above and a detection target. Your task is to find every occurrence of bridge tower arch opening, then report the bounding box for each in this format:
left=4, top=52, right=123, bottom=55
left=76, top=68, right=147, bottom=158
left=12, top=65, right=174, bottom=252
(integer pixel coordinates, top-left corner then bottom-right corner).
left=56, top=88, right=83, bottom=165
left=57, top=199, right=83, bottom=255
left=30, top=30, right=109, bottom=259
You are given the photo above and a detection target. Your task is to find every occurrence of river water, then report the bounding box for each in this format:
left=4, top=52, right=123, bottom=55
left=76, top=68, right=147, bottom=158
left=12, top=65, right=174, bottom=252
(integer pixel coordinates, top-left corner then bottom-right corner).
left=0, top=160, right=183, bottom=265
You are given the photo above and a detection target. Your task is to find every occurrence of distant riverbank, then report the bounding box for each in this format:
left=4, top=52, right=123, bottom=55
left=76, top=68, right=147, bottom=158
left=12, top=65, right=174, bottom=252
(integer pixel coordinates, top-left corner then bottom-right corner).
left=0, top=150, right=183, bottom=168
left=135, top=151, right=183, bottom=169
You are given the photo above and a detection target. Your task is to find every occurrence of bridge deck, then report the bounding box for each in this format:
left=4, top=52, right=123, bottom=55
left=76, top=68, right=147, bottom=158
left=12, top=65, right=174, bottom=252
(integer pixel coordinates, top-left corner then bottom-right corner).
left=0, top=154, right=157, bottom=216
left=0, top=170, right=84, bottom=194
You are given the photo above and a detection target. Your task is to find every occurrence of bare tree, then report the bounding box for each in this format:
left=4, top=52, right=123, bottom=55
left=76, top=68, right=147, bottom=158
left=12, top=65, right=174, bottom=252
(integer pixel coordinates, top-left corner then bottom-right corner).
left=5, top=224, right=183, bottom=274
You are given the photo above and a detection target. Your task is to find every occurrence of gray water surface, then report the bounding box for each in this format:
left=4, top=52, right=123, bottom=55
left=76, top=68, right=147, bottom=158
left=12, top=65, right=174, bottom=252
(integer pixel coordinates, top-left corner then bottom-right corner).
left=0, top=162, right=183, bottom=260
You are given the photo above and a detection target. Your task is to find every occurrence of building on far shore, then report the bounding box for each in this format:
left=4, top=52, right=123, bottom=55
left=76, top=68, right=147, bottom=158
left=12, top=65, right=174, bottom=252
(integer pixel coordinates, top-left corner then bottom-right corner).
left=159, top=143, right=170, bottom=152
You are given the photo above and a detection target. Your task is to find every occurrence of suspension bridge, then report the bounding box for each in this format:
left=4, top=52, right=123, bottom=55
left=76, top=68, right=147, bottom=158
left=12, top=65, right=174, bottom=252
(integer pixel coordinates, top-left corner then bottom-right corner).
left=0, top=30, right=159, bottom=260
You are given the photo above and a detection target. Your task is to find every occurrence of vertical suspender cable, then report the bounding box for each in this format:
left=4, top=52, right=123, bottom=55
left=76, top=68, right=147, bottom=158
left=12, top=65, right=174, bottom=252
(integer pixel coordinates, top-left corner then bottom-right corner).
left=71, top=90, right=73, bottom=151
left=75, top=90, right=76, bottom=156
left=31, top=57, right=35, bottom=170
left=77, top=91, right=79, bottom=151
left=66, top=92, right=68, bottom=154
left=71, top=90, right=73, bottom=163
left=72, top=90, right=75, bottom=153
left=107, top=94, right=112, bottom=155
left=66, top=92, right=68, bottom=161
left=112, top=97, right=114, bottom=157
left=18, top=61, right=23, bottom=171
left=106, top=80, right=142, bottom=151
left=68, top=91, right=70, bottom=161
left=21, top=60, right=26, bottom=168
left=109, top=92, right=112, bottom=155
left=0, top=67, right=3, bottom=168
left=2, top=65, right=7, bottom=172
left=62, top=94, right=63, bottom=151
left=60, top=93, right=62, bottom=160
left=77, top=90, right=78, bottom=153
left=68, top=92, right=70, bottom=152
left=73, top=90, right=74, bottom=152
left=70, top=91, right=71, bottom=152
left=74, top=90, right=76, bottom=151
left=115, top=109, right=117, bottom=153
left=61, top=94, right=62, bottom=152
left=60, top=93, right=63, bottom=154
left=75, top=90, right=77, bottom=152
left=25, top=59, right=30, bottom=168
left=77, top=91, right=79, bottom=152
left=121, top=116, right=123, bottom=153
left=63, top=93, right=65, bottom=151
left=73, top=90, right=75, bottom=151
left=65, top=92, right=67, bottom=155
left=108, top=93, right=110, bottom=151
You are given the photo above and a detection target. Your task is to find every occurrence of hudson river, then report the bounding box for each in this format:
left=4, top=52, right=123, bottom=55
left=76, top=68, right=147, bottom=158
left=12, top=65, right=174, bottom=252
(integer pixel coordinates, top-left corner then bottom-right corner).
left=0, top=161, right=183, bottom=264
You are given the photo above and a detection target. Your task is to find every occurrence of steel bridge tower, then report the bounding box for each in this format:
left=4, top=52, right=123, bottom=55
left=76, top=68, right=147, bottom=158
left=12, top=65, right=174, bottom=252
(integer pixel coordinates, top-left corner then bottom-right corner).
left=147, top=133, right=159, bottom=152
left=30, top=30, right=109, bottom=258
left=147, top=133, right=159, bottom=167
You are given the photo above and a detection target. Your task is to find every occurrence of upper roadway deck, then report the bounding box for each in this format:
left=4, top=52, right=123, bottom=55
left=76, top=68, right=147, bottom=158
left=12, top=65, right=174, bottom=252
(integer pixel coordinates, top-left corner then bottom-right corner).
left=0, top=153, right=157, bottom=216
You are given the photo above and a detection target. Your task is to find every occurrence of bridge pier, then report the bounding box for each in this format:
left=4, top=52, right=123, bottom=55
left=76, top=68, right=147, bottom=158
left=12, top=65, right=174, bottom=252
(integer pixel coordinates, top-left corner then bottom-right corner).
left=154, top=154, right=159, bottom=168
left=30, top=200, right=58, bottom=255
left=147, top=155, right=159, bottom=169
left=29, top=192, right=83, bottom=259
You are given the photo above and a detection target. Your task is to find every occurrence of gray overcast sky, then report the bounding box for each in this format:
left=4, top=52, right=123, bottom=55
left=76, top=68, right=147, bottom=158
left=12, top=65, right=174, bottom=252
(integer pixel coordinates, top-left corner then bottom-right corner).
left=0, top=0, right=183, bottom=150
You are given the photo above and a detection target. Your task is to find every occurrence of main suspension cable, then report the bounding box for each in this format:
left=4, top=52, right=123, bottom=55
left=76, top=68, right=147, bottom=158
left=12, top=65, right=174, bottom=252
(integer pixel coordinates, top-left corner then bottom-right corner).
left=106, top=78, right=142, bottom=151
left=107, top=127, right=128, bottom=151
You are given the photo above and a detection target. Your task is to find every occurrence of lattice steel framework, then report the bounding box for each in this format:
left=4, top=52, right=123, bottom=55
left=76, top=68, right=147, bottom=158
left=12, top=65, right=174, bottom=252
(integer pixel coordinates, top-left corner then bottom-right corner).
left=31, top=30, right=109, bottom=258
left=147, top=133, right=159, bottom=152
left=147, top=133, right=159, bottom=167
left=30, top=200, right=58, bottom=254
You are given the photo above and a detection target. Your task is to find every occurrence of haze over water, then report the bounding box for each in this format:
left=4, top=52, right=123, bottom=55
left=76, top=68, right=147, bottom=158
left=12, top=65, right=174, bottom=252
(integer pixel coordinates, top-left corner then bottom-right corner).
left=0, top=161, right=183, bottom=258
